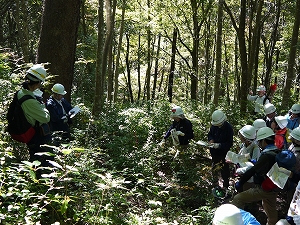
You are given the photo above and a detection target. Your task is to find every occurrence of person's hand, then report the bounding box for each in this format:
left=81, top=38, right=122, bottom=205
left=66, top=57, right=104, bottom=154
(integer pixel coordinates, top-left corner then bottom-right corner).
left=212, top=143, right=220, bottom=148
left=176, top=131, right=185, bottom=136
left=61, top=115, right=68, bottom=123
left=159, top=139, right=166, bottom=147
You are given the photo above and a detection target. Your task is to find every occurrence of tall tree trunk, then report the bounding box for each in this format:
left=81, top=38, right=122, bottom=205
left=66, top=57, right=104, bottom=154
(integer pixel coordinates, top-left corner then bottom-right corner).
left=145, top=0, right=151, bottom=101
left=92, top=0, right=104, bottom=115
left=113, top=0, right=126, bottom=102
left=37, top=0, right=80, bottom=102
left=15, top=0, right=30, bottom=62
left=152, top=34, right=161, bottom=100
left=263, top=0, right=280, bottom=88
left=248, top=0, right=263, bottom=86
left=204, top=21, right=212, bottom=105
left=125, top=33, right=134, bottom=103
left=224, top=0, right=248, bottom=113
left=106, top=0, right=116, bottom=102
left=168, top=28, right=177, bottom=103
left=282, top=0, right=300, bottom=108
left=213, top=0, right=223, bottom=106
left=137, top=34, right=141, bottom=101
left=190, top=0, right=199, bottom=100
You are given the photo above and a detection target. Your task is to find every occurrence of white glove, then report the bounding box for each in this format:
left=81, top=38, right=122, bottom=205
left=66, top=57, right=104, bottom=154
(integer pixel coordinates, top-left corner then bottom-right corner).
left=159, top=139, right=166, bottom=147
left=212, top=143, right=220, bottom=149
left=176, top=131, right=185, bottom=136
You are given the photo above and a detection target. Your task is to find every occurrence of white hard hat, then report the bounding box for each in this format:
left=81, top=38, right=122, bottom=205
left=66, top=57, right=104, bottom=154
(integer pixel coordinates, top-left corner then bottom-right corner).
left=256, top=85, right=266, bottom=92
left=252, top=119, right=266, bottom=131
left=212, top=204, right=243, bottom=225
left=26, top=64, right=47, bottom=82
left=291, top=104, right=300, bottom=114
left=171, top=106, right=184, bottom=118
left=275, top=116, right=288, bottom=129
left=239, top=125, right=256, bottom=140
left=51, top=83, right=67, bottom=95
left=256, top=127, right=275, bottom=141
left=264, top=103, right=276, bottom=115
left=290, top=127, right=300, bottom=141
left=211, top=110, right=227, bottom=126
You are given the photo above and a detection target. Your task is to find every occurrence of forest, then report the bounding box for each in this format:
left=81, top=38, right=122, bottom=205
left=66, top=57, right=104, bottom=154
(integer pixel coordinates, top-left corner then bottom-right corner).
left=0, top=0, right=299, bottom=224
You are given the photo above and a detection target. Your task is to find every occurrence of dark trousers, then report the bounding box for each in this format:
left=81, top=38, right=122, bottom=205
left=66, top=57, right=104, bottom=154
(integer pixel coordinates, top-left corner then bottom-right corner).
left=27, top=127, right=54, bottom=168
left=211, top=154, right=230, bottom=188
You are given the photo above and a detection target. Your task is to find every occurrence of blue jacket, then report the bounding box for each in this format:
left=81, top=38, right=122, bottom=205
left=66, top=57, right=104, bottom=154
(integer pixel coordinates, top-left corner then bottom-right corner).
left=46, top=96, right=72, bottom=132
left=207, top=121, right=233, bottom=157
left=240, top=208, right=261, bottom=225
left=164, top=118, right=194, bottom=145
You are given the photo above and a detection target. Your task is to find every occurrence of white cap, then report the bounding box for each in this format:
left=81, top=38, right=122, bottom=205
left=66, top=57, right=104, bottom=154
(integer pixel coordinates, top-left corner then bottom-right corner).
left=264, top=103, right=276, bottom=115
left=211, top=110, right=227, bottom=126
left=256, top=85, right=266, bottom=92
left=213, top=204, right=243, bottom=225
left=252, top=119, right=266, bottom=131
left=239, top=125, right=256, bottom=140
left=275, top=116, right=288, bottom=129
left=256, top=127, right=275, bottom=141
left=51, top=83, right=67, bottom=95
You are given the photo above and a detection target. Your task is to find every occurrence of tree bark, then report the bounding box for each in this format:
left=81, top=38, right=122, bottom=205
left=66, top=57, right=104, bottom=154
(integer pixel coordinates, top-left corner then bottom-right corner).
left=106, top=0, right=116, bottom=102
left=213, top=0, right=223, bottom=106
left=92, top=0, right=104, bottom=115
left=282, top=0, right=300, bottom=108
left=37, top=0, right=80, bottom=102
left=113, top=0, right=126, bottom=102
left=125, top=33, right=134, bottom=103
left=168, top=28, right=177, bottom=103
left=152, top=34, right=161, bottom=100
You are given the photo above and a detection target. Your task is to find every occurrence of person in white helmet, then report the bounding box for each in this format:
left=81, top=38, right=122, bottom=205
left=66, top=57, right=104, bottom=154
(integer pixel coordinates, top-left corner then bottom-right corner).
left=230, top=125, right=260, bottom=191
left=232, top=127, right=280, bottom=225
left=286, top=104, right=300, bottom=131
left=263, top=103, right=277, bottom=128
left=252, top=119, right=267, bottom=133
left=212, top=203, right=260, bottom=225
left=208, top=110, right=233, bottom=188
left=19, top=64, right=53, bottom=171
left=160, top=106, right=194, bottom=148
left=271, top=116, right=289, bottom=149
left=46, top=83, right=73, bottom=140
left=248, top=85, right=270, bottom=115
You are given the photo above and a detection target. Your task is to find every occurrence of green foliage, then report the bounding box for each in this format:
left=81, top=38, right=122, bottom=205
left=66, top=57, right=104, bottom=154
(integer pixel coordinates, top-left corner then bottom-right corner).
left=0, top=50, right=264, bottom=224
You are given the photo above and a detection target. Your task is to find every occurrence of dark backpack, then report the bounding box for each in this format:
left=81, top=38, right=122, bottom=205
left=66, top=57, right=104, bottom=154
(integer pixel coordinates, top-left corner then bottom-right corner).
left=6, top=91, right=36, bottom=143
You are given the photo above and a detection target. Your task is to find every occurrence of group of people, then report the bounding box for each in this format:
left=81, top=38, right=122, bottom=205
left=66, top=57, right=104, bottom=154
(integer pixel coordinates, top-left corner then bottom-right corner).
left=15, top=64, right=73, bottom=174
left=160, top=85, right=300, bottom=225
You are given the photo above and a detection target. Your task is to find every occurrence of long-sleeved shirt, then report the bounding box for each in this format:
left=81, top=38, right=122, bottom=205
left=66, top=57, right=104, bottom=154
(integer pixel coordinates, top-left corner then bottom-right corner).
left=247, top=94, right=269, bottom=114
left=164, top=118, right=194, bottom=145
left=18, top=89, right=50, bottom=126
left=46, top=96, right=73, bottom=132
left=208, top=121, right=234, bottom=157
left=239, top=144, right=278, bottom=186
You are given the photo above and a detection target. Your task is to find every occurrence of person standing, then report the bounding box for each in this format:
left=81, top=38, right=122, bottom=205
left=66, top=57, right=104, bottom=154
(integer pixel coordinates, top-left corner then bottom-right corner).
left=248, top=85, right=270, bottom=116
left=46, top=83, right=73, bottom=140
left=19, top=64, right=52, bottom=169
left=208, top=110, right=234, bottom=188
